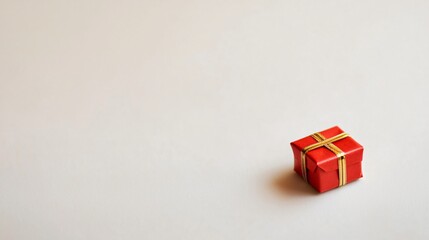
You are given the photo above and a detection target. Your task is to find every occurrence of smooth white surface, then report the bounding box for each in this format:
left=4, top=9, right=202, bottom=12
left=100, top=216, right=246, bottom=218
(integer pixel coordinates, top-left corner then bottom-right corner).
left=1, top=1, right=429, bottom=239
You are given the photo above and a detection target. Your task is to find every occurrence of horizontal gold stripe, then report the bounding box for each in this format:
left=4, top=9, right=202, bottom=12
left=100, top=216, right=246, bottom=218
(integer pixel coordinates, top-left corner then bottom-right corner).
left=303, top=132, right=349, bottom=154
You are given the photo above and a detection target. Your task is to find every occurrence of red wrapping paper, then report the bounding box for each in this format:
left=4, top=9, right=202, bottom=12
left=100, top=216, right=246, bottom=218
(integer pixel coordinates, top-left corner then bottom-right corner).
left=290, top=126, right=364, bottom=193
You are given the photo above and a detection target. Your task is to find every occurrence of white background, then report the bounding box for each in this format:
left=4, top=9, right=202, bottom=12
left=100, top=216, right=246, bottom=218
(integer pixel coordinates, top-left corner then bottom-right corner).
left=1, top=1, right=429, bottom=239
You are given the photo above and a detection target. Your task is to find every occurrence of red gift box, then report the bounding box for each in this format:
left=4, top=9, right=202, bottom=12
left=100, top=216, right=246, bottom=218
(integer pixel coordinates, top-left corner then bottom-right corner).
left=290, top=126, right=364, bottom=193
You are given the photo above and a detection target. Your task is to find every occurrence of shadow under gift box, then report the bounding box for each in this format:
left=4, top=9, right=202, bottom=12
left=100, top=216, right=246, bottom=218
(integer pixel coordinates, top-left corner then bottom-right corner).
left=290, top=126, right=364, bottom=193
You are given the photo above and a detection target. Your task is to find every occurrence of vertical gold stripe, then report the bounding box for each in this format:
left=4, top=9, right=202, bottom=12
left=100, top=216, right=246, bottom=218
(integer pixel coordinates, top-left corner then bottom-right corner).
left=301, top=151, right=307, bottom=182
left=342, top=157, right=346, bottom=186
left=328, top=143, right=347, bottom=186
left=302, top=132, right=348, bottom=187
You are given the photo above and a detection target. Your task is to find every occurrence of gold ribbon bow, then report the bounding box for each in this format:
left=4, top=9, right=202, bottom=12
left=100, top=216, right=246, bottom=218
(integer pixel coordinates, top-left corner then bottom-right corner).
left=301, top=132, right=350, bottom=186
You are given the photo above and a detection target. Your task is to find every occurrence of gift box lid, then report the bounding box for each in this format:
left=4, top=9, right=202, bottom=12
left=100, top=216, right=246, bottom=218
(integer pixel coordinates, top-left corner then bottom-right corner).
left=291, top=126, right=364, bottom=172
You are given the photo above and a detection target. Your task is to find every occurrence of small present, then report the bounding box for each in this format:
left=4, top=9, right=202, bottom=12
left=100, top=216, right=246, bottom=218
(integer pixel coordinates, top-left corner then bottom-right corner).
left=290, top=126, right=364, bottom=193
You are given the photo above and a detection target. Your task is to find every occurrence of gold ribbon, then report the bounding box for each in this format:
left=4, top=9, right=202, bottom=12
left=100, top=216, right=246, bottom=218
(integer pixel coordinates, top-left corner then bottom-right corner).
left=300, top=132, right=349, bottom=187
